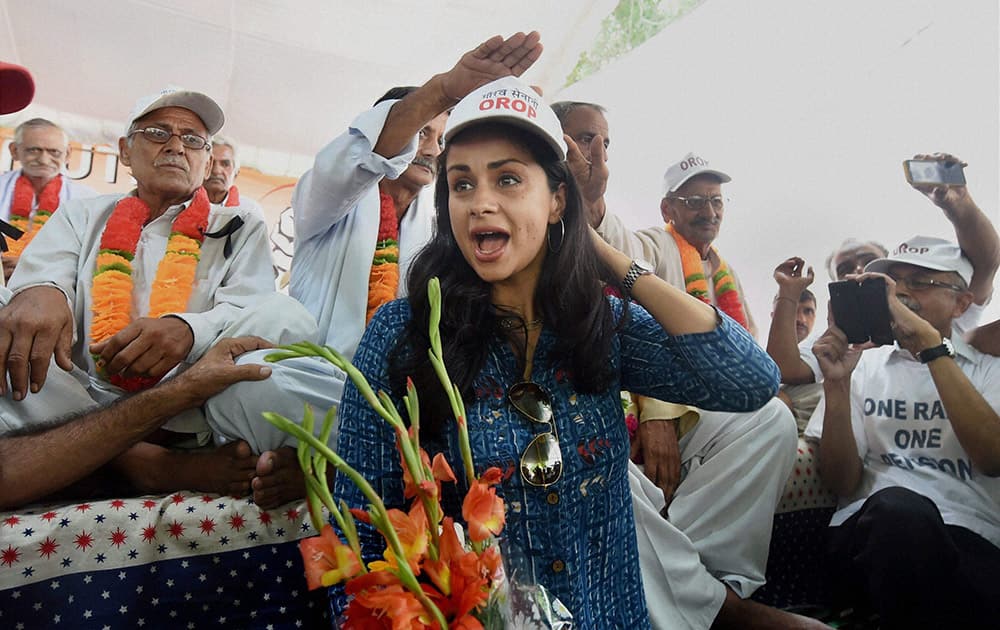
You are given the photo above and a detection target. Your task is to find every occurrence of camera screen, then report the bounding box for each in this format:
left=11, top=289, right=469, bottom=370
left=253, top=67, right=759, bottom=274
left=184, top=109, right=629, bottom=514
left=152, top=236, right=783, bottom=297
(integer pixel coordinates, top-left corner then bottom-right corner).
left=904, top=160, right=966, bottom=186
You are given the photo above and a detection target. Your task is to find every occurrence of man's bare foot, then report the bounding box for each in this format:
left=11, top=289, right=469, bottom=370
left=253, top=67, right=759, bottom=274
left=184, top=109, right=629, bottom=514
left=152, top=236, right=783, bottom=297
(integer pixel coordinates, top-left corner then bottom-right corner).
left=251, top=447, right=306, bottom=509
left=113, top=440, right=257, bottom=497
left=713, top=587, right=829, bottom=630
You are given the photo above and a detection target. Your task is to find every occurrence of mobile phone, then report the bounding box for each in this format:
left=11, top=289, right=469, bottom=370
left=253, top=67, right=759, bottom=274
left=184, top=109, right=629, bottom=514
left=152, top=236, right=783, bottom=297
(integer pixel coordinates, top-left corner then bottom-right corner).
left=828, top=278, right=894, bottom=345
left=859, top=277, right=894, bottom=345
left=903, top=159, right=966, bottom=187
left=828, top=281, right=867, bottom=344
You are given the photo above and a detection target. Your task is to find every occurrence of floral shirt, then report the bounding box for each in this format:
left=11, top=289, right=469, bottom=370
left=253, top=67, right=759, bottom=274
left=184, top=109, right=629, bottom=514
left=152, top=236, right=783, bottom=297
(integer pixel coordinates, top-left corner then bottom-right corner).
left=331, top=296, right=779, bottom=628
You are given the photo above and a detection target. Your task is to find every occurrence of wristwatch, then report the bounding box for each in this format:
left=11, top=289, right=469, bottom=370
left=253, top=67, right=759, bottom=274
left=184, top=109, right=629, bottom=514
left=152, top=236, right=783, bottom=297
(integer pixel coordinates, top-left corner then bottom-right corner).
left=622, top=259, right=654, bottom=298
left=917, top=337, right=955, bottom=364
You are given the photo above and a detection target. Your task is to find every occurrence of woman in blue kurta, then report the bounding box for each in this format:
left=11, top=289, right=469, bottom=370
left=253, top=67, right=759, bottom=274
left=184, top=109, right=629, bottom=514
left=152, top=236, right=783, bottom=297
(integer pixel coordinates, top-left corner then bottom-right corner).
left=330, top=76, right=779, bottom=628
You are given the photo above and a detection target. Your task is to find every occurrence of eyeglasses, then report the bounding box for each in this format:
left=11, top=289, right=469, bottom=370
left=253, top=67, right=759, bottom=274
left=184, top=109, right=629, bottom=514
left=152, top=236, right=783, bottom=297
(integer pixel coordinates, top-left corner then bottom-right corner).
left=890, top=275, right=966, bottom=293
left=509, top=381, right=562, bottom=487
left=666, top=195, right=726, bottom=211
left=128, top=127, right=211, bottom=151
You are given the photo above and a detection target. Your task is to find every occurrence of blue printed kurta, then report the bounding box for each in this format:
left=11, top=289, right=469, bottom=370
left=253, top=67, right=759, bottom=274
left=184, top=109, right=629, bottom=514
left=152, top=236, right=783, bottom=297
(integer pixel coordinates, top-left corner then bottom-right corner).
left=331, top=296, right=779, bottom=628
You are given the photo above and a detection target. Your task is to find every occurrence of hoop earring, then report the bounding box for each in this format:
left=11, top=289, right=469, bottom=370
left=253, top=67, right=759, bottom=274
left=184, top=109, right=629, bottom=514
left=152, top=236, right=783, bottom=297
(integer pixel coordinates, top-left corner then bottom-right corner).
left=547, top=218, right=565, bottom=254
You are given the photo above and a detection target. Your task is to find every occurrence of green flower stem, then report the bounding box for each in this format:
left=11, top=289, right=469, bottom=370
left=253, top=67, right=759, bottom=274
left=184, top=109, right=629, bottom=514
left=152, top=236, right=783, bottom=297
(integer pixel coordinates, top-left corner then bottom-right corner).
left=427, top=278, right=477, bottom=487
left=294, top=405, right=327, bottom=532
left=266, top=343, right=433, bottom=498
left=262, top=411, right=447, bottom=628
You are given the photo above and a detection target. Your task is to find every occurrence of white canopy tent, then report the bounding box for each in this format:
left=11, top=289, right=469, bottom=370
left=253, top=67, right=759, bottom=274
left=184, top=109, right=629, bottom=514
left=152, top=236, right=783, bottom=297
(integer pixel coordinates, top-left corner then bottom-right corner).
left=0, top=0, right=617, bottom=176
left=2, top=0, right=997, bottom=331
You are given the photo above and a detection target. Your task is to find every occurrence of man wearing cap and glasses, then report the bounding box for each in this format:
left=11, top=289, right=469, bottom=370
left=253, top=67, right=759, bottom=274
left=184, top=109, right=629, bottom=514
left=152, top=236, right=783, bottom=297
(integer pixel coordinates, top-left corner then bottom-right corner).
left=0, top=87, right=311, bottom=501
left=770, top=153, right=999, bottom=388
left=805, top=236, right=1000, bottom=627
left=590, top=151, right=757, bottom=336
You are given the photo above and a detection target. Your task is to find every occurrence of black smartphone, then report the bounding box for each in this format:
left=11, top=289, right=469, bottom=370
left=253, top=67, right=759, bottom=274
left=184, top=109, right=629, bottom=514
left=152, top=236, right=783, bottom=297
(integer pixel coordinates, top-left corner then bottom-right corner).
left=903, top=159, right=966, bottom=187
left=828, top=278, right=894, bottom=345
left=828, top=280, right=867, bottom=344
left=860, top=277, right=894, bottom=345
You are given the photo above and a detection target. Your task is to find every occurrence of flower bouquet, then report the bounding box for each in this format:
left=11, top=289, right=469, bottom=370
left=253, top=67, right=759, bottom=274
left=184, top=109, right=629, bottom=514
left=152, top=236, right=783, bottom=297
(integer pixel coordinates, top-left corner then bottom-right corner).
left=263, top=278, right=572, bottom=629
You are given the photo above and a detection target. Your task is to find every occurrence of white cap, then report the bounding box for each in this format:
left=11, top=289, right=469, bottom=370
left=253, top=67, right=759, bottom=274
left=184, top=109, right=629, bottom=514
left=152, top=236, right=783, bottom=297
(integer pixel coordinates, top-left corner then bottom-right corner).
left=444, top=76, right=566, bottom=160
left=125, top=86, right=225, bottom=136
left=865, top=236, right=973, bottom=286
left=662, top=152, right=731, bottom=195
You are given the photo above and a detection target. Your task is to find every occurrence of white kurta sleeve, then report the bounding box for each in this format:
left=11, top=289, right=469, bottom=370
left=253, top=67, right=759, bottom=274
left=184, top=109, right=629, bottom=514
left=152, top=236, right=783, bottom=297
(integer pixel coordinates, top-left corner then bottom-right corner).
left=291, top=99, right=419, bottom=244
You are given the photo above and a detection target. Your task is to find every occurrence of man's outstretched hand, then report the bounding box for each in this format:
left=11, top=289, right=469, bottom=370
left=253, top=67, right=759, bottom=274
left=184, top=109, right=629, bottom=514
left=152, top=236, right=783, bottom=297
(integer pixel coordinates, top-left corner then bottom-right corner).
left=437, top=32, right=543, bottom=103
left=168, top=336, right=275, bottom=408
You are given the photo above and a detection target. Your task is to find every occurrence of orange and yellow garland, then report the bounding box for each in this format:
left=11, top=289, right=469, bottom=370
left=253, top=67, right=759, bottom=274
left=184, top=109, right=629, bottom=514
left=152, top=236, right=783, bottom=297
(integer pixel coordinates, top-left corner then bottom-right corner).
left=6, top=174, right=62, bottom=257
left=366, top=193, right=400, bottom=323
left=91, top=187, right=212, bottom=391
left=224, top=185, right=240, bottom=207
left=666, top=223, right=749, bottom=330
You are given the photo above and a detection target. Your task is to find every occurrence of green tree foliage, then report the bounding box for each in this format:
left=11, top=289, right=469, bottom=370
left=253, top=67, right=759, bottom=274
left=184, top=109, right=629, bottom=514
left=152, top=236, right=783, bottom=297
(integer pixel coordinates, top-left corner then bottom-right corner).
left=566, top=0, right=705, bottom=87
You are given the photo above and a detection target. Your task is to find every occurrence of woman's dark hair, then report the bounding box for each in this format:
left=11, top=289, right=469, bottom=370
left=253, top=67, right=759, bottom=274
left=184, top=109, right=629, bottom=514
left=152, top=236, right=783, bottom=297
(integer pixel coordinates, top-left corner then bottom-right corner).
left=388, top=122, right=621, bottom=440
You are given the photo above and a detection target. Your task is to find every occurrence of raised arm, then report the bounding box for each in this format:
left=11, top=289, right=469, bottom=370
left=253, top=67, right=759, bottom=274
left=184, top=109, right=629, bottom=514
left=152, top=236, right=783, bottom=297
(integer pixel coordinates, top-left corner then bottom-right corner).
left=969, top=318, right=1000, bottom=356
left=375, top=32, right=540, bottom=158
left=812, top=324, right=866, bottom=496
left=910, top=152, right=999, bottom=305
left=597, top=227, right=779, bottom=411
left=766, top=257, right=816, bottom=384
left=592, top=227, right=716, bottom=335
left=292, top=32, right=543, bottom=245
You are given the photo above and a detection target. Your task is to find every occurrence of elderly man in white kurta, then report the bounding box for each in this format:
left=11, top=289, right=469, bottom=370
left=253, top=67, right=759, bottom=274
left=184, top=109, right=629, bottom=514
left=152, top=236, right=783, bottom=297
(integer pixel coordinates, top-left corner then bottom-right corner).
left=0, top=118, right=97, bottom=283
left=0, top=88, right=313, bottom=498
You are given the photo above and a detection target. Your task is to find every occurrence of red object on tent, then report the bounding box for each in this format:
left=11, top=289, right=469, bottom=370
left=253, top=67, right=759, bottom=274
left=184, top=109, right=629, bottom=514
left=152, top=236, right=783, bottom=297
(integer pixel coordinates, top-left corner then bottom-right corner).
left=0, top=61, right=34, bottom=114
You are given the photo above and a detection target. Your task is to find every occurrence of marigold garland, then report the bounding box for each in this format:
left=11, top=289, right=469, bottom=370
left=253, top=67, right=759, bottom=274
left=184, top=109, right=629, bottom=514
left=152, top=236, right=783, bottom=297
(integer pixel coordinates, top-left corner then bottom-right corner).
left=91, top=188, right=211, bottom=391
left=366, top=193, right=400, bottom=323
left=224, top=185, right=240, bottom=207
left=666, top=223, right=749, bottom=330
left=6, top=174, right=62, bottom=257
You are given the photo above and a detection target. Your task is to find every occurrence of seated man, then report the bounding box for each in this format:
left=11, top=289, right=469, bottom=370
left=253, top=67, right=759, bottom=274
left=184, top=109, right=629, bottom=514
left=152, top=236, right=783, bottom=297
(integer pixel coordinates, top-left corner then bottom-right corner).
left=770, top=153, right=999, bottom=386
left=0, top=336, right=273, bottom=509
left=0, top=118, right=97, bottom=282
left=806, top=236, right=1000, bottom=627
left=202, top=134, right=263, bottom=215
left=0, top=87, right=313, bottom=504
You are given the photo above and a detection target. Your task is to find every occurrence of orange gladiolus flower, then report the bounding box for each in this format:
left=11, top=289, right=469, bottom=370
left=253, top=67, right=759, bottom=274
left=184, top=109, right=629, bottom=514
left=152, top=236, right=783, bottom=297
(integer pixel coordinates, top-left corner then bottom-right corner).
left=423, top=518, right=491, bottom=625
left=462, top=467, right=506, bottom=543
left=385, top=508, right=429, bottom=573
left=299, top=524, right=362, bottom=590
left=401, top=448, right=456, bottom=501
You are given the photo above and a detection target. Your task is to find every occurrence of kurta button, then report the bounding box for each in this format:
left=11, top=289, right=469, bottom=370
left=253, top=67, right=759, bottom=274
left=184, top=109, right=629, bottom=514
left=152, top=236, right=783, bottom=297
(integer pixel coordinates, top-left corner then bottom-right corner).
left=546, top=492, right=559, bottom=505
left=551, top=559, right=565, bottom=573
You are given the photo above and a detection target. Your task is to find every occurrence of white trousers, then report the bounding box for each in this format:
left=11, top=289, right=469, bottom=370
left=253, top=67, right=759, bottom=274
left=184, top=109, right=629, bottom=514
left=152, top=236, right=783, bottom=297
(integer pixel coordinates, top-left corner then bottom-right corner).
left=205, top=351, right=345, bottom=453
left=635, top=398, right=797, bottom=629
